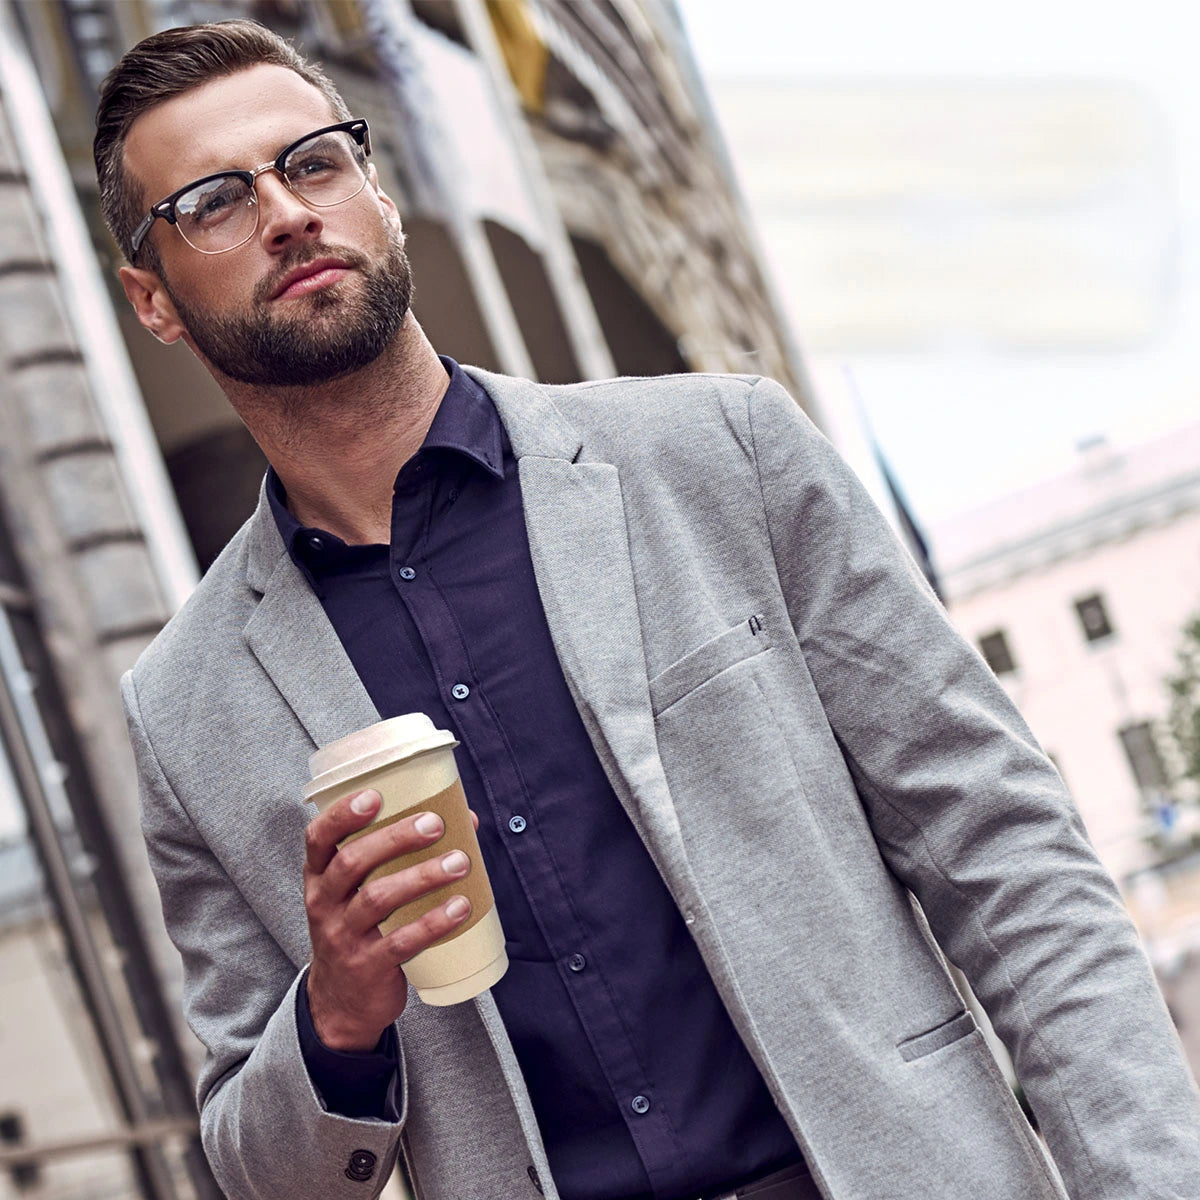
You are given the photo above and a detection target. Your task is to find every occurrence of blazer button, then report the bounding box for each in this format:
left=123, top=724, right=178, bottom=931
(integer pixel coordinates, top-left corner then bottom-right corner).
left=345, top=1149, right=377, bottom=1182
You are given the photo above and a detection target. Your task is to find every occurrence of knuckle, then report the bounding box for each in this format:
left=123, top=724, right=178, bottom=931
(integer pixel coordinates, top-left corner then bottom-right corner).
left=358, top=877, right=389, bottom=913
left=387, top=925, right=421, bottom=963
left=417, top=859, right=446, bottom=889
left=420, top=905, right=455, bottom=939
left=390, top=821, right=422, bottom=852
left=388, top=909, right=446, bottom=962
left=343, top=941, right=371, bottom=973
left=333, top=842, right=365, bottom=882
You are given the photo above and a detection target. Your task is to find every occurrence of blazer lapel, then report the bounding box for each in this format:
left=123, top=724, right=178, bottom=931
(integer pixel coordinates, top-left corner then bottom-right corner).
left=464, top=368, right=691, bottom=879
left=236, top=374, right=691, bottom=874
left=241, top=488, right=379, bottom=750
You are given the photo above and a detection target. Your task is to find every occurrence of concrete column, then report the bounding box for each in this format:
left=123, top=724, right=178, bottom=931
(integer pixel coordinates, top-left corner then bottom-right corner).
left=0, top=18, right=198, bottom=1074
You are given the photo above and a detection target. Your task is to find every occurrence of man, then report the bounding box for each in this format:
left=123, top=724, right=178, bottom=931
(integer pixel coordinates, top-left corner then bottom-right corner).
left=98, top=19, right=1200, bottom=1200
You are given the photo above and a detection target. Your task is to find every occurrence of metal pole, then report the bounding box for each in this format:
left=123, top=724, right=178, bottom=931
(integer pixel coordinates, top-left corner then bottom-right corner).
left=453, top=0, right=616, bottom=380
left=0, top=609, right=181, bottom=1200
left=0, top=1116, right=200, bottom=1172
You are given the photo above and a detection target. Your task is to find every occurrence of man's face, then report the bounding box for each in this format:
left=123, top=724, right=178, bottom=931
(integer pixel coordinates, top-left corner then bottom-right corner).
left=120, top=63, right=412, bottom=387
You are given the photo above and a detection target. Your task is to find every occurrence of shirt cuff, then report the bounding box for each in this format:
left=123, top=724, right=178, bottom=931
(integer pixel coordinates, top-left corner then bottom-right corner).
left=296, top=969, right=400, bottom=1120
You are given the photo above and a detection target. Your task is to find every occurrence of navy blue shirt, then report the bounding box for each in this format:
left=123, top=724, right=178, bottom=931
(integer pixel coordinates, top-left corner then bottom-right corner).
left=277, top=359, right=804, bottom=1199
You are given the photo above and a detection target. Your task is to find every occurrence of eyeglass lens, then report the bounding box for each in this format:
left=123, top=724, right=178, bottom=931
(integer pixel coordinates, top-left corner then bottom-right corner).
left=173, top=128, right=368, bottom=253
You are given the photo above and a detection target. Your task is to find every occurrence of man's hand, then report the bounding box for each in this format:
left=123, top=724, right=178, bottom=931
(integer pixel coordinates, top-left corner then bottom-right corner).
left=303, top=789, right=477, bottom=1051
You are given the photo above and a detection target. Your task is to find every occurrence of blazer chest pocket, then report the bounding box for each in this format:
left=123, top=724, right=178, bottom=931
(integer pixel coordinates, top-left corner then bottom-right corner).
left=649, top=615, right=772, bottom=716
left=898, top=1010, right=977, bottom=1062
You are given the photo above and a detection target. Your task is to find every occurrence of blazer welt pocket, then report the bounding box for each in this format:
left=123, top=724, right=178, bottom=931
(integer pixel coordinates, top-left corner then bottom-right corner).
left=649, top=615, right=772, bottom=716
left=897, top=1010, right=977, bottom=1062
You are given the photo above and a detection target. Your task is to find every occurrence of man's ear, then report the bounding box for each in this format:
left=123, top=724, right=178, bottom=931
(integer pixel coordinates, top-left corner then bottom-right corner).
left=119, top=264, right=186, bottom=344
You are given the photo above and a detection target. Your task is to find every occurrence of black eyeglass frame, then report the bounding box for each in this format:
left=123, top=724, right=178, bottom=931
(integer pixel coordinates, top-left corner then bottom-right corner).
left=129, top=118, right=372, bottom=260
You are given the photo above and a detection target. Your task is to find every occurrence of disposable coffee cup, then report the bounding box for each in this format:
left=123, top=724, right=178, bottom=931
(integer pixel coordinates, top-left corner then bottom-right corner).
left=304, top=714, right=507, bottom=1006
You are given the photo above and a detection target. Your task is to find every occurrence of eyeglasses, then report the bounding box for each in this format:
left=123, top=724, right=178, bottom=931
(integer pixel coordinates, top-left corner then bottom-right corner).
left=130, top=118, right=372, bottom=260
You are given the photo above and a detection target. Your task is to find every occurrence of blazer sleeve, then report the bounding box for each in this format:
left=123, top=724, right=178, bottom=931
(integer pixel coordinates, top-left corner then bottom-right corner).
left=121, top=669, right=406, bottom=1200
left=745, top=375, right=1200, bottom=1199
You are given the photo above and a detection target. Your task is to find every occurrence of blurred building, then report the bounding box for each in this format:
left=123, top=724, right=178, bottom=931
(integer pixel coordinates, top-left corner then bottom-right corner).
left=709, top=78, right=1175, bottom=354
left=934, top=422, right=1200, bottom=946
left=0, top=1, right=815, bottom=1196
left=0, top=832, right=204, bottom=1200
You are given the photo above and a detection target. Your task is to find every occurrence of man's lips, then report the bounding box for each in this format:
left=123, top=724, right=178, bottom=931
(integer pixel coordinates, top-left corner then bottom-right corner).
left=270, top=259, right=353, bottom=300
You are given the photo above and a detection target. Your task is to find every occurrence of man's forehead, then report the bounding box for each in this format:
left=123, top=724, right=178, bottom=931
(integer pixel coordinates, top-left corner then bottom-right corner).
left=123, top=63, right=339, bottom=195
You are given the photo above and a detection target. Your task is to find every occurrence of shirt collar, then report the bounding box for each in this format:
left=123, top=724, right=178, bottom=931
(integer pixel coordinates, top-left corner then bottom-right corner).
left=266, top=355, right=505, bottom=557
left=420, top=356, right=505, bottom=479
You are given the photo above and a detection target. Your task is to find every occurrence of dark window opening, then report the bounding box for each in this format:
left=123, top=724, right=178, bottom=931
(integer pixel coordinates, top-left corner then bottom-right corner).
left=978, top=629, right=1016, bottom=676
left=1118, top=722, right=1169, bottom=793
left=1075, top=593, right=1114, bottom=642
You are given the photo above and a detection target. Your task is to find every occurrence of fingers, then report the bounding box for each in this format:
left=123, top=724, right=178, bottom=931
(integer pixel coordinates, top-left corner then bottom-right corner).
left=306, top=794, right=449, bottom=895
left=383, top=894, right=473, bottom=964
left=347, top=847, right=472, bottom=935
left=302, top=793, right=476, bottom=1051
left=306, top=796, right=479, bottom=880
left=304, top=789, right=382, bottom=875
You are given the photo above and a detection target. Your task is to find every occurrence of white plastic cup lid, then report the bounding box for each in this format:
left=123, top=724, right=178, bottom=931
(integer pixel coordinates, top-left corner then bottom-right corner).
left=304, top=713, right=458, bottom=802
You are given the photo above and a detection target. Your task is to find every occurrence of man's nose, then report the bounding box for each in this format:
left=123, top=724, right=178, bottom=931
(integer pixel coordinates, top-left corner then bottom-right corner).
left=254, top=170, right=323, bottom=249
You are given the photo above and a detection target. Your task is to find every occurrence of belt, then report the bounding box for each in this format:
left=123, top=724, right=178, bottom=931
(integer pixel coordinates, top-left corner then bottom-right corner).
left=707, top=1161, right=818, bottom=1200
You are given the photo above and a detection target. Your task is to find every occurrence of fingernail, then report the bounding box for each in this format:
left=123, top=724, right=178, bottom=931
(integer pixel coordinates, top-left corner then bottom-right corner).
left=350, top=791, right=378, bottom=815
left=414, top=812, right=442, bottom=836
left=445, top=896, right=470, bottom=919
left=441, top=850, right=469, bottom=874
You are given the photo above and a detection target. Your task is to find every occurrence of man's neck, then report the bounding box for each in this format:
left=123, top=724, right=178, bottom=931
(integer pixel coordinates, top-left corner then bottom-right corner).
left=220, top=314, right=449, bottom=546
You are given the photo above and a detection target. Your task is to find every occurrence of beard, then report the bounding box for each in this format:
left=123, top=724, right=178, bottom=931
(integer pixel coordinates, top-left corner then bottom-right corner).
left=164, top=234, right=414, bottom=388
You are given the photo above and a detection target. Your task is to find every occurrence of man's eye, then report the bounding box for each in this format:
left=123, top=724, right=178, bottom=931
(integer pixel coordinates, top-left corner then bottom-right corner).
left=288, top=155, right=338, bottom=180
left=186, top=184, right=245, bottom=225
left=198, top=194, right=233, bottom=218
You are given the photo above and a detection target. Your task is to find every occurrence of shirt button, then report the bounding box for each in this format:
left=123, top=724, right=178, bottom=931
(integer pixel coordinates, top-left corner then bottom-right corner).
left=567, top=953, right=587, bottom=973
left=508, top=815, right=527, bottom=834
left=398, top=566, right=416, bottom=580
left=307, top=534, right=324, bottom=552
left=451, top=683, right=470, bottom=701
left=631, top=1095, right=651, bottom=1115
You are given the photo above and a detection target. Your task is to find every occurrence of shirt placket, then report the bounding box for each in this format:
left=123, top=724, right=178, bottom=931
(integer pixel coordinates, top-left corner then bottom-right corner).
left=389, top=462, right=682, bottom=1194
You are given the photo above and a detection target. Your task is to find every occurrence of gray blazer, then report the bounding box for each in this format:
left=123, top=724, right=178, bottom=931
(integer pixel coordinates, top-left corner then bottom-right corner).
left=122, top=368, right=1200, bottom=1200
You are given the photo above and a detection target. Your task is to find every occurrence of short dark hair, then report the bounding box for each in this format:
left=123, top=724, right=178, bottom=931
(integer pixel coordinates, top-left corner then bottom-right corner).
left=93, top=19, right=351, bottom=267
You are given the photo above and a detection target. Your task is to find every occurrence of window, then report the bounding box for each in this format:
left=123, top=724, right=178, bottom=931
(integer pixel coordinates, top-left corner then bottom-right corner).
left=978, top=629, right=1016, bottom=676
left=1075, top=593, right=1114, bottom=642
left=1118, top=723, right=1169, bottom=792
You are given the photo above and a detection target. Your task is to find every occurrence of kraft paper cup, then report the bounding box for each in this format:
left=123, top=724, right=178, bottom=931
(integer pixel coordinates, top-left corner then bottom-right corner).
left=304, top=714, right=507, bottom=1006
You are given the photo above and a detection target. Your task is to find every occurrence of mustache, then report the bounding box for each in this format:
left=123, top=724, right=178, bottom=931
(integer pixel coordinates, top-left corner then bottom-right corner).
left=253, top=243, right=372, bottom=306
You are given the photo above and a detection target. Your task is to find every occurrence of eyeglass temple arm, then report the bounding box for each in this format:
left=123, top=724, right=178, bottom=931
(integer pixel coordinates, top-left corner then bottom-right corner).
left=129, top=213, right=155, bottom=259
